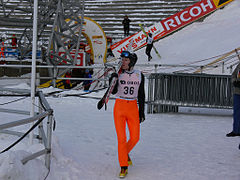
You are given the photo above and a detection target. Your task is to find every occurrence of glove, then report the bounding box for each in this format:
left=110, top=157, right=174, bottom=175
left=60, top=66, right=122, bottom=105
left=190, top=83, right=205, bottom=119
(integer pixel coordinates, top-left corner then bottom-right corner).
left=111, top=72, right=118, bottom=78
left=109, top=72, right=118, bottom=84
left=233, top=81, right=240, bottom=88
left=109, top=73, right=119, bottom=95
left=139, top=113, right=145, bottom=123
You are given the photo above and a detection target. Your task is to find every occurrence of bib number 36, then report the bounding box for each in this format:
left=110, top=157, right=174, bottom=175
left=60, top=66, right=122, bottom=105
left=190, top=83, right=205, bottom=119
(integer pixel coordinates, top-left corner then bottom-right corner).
left=123, top=86, right=134, bottom=95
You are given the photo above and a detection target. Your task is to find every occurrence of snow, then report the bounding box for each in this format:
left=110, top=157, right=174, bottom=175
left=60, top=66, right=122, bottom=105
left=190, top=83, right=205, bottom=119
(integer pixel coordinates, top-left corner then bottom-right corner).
left=1, top=1, right=240, bottom=180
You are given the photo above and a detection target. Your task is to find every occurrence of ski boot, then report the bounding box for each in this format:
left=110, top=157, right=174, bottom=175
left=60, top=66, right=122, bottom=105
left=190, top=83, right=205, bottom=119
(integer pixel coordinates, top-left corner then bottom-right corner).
left=119, top=166, right=128, bottom=178
left=128, top=155, right=132, bottom=166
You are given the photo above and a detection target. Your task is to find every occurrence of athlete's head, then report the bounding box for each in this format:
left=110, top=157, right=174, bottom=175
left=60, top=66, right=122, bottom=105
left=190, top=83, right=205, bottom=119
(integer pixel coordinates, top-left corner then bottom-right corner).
left=120, top=51, right=138, bottom=71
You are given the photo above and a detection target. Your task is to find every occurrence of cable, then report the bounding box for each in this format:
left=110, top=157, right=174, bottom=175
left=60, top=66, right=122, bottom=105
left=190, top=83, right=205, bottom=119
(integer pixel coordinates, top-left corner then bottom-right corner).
left=43, top=168, right=50, bottom=180
left=0, top=96, right=28, bottom=105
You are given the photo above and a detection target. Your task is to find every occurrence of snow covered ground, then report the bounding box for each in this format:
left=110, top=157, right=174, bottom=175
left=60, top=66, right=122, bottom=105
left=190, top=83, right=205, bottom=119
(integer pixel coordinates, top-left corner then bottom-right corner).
left=1, top=1, right=240, bottom=180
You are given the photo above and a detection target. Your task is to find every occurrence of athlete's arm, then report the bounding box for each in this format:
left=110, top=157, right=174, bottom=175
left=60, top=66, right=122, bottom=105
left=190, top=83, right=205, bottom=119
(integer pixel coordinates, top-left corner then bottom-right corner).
left=138, top=73, right=145, bottom=123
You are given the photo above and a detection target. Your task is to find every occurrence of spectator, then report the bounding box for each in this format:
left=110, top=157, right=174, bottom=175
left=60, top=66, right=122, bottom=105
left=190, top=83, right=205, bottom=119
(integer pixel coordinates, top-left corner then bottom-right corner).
left=71, top=68, right=85, bottom=88
left=41, top=47, right=46, bottom=62
left=107, top=48, right=115, bottom=58
left=226, top=63, right=240, bottom=137
left=122, top=15, right=131, bottom=37
left=63, top=71, right=72, bottom=89
left=0, top=38, right=5, bottom=58
left=145, top=33, right=153, bottom=61
left=11, top=34, right=17, bottom=48
left=83, top=69, right=92, bottom=91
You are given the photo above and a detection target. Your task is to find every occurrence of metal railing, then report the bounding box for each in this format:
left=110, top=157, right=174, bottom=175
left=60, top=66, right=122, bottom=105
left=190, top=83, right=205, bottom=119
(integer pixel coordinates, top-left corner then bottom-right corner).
left=0, top=88, right=54, bottom=170
left=0, top=62, right=230, bottom=80
left=147, top=73, right=233, bottom=113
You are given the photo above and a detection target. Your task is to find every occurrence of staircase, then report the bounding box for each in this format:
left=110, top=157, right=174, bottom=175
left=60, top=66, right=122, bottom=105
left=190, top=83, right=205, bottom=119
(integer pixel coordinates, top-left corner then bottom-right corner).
left=0, top=0, right=55, bottom=48
left=0, top=0, right=82, bottom=48
left=0, top=0, right=200, bottom=55
left=84, top=0, right=200, bottom=43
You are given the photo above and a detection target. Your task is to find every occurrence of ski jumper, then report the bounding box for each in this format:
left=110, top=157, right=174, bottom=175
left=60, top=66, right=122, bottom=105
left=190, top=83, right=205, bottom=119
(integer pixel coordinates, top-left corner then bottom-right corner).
left=112, top=69, right=145, bottom=167
left=146, top=36, right=153, bottom=59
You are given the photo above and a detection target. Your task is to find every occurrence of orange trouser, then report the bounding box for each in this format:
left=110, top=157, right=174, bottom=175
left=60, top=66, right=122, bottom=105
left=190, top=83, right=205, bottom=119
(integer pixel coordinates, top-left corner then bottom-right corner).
left=114, top=98, right=140, bottom=167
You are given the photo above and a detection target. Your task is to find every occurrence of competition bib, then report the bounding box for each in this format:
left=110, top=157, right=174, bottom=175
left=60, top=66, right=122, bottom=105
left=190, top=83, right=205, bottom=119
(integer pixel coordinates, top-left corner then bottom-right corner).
left=116, top=70, right=141, bottom=100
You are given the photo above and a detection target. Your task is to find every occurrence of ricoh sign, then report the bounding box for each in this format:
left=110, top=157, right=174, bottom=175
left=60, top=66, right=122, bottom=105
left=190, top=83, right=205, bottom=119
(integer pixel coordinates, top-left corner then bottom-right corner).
left=163, top=0, right=214, bottom=32
left=111, top=0, right=234, bottom=56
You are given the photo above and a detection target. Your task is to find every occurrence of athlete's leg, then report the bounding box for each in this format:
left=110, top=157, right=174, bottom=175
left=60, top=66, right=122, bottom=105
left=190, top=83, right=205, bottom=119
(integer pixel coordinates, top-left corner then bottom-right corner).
left=114, top=99, right=128, bottom=167
left=126, top=101, right=140, bottom=154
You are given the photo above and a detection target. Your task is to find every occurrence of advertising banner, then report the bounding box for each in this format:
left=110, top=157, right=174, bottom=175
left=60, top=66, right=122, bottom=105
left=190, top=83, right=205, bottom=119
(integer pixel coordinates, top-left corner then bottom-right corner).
left=58, top=51, right=85, bottom=66
left=82, top=17, right=108, bottom=64
left=65, top=17, right=108, bottom=64
left=111, top=0, right=234, bottom=57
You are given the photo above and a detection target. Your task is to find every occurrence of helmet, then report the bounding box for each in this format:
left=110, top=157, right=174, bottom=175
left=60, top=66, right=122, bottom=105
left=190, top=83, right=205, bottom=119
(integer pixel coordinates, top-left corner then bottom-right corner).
left=120, top=51, right=138, bottom=70
left=129, top=53, right=137, bottom=68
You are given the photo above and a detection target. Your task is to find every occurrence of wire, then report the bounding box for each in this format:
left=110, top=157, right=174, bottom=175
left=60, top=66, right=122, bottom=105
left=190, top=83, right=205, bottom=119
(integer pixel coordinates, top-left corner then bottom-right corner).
left=0, top=96, right=28, bottom=105
left=43, top=168, right=50, bottom=180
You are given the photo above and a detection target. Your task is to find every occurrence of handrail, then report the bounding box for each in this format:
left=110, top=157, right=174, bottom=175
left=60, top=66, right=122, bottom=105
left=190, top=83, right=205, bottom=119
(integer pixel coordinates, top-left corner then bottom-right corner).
left=0, top=88, right=54, bottom=170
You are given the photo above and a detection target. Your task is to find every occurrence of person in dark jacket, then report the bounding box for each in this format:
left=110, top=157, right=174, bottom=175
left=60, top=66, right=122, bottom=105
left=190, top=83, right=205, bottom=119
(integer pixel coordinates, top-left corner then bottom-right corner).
left=83, top=69, right=92, bottom=91
left=226, top=63, right=240, bottom=137
left=11, top=34, right=17, bottom=48
left=109, top=51, right=145, bottom=178
left=122, top=15, right=131, bottom=37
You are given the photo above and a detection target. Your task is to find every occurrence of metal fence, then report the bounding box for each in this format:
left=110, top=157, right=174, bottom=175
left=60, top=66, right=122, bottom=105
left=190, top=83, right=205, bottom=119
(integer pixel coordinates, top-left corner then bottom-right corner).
left=147, top=73, right=233, bottom=113
left=0, top=88, right=54, bottom=170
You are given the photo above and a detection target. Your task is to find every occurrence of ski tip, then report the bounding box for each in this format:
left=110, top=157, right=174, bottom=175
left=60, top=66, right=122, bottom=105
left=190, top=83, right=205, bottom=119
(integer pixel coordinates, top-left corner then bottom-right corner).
left=97, top=101, right=104, bottom=110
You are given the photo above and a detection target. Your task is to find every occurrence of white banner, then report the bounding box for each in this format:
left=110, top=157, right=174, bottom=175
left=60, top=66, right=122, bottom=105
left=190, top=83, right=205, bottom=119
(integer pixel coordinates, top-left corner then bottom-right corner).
left=82, top=17, right=108, bottom=64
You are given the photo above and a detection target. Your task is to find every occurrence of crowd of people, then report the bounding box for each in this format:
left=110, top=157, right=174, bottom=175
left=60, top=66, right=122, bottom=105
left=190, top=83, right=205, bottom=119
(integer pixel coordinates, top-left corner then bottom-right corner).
left=0, top=34, right=18, bottom=59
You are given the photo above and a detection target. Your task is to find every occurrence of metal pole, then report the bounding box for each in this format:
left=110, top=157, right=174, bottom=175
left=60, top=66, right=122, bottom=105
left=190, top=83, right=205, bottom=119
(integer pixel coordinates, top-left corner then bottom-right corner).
left=38, top=98, right=43, bottom=144
left=154, top=64, right=157, bottom=73
left=222, top=61, right=225, bottom=74
left=73, top=0, right=85, bottom=65
left=30, top=0, right=38, bottom=144
left=45, top=114, right=53, bottom=170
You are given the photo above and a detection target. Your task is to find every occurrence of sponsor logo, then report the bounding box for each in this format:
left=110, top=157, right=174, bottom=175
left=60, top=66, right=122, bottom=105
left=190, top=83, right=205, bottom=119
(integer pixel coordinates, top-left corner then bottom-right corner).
left=120, top=80, right=140, bottom=85
left=213, top=0, right=234, bottom=8
left=92, top=35, right=103, bottom=39
left=162, top=0, right=215, bottom=32
left=127, top=81, right=140, bottom=85
left=93, top=40, right=103, bottom=44
left=120, top=80, right=126, bottom=85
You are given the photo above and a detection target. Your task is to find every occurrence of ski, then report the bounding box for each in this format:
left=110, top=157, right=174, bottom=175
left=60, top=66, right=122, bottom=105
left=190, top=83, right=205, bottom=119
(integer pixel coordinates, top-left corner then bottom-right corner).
left=97, top=60, right=122, bottom=110
left=139, top=23, right=161, bottom=59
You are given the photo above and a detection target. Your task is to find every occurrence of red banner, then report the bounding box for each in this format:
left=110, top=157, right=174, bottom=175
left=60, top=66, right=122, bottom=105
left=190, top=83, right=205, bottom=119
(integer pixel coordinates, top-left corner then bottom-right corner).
left=161, top=0, right=215, bottom=33
left=58, top=51, right=85, bottom=66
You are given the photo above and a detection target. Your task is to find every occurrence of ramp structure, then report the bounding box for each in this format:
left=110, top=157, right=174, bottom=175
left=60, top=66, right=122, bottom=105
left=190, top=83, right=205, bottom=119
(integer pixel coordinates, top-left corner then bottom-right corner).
left=0, top=0, right=85, bottom=77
